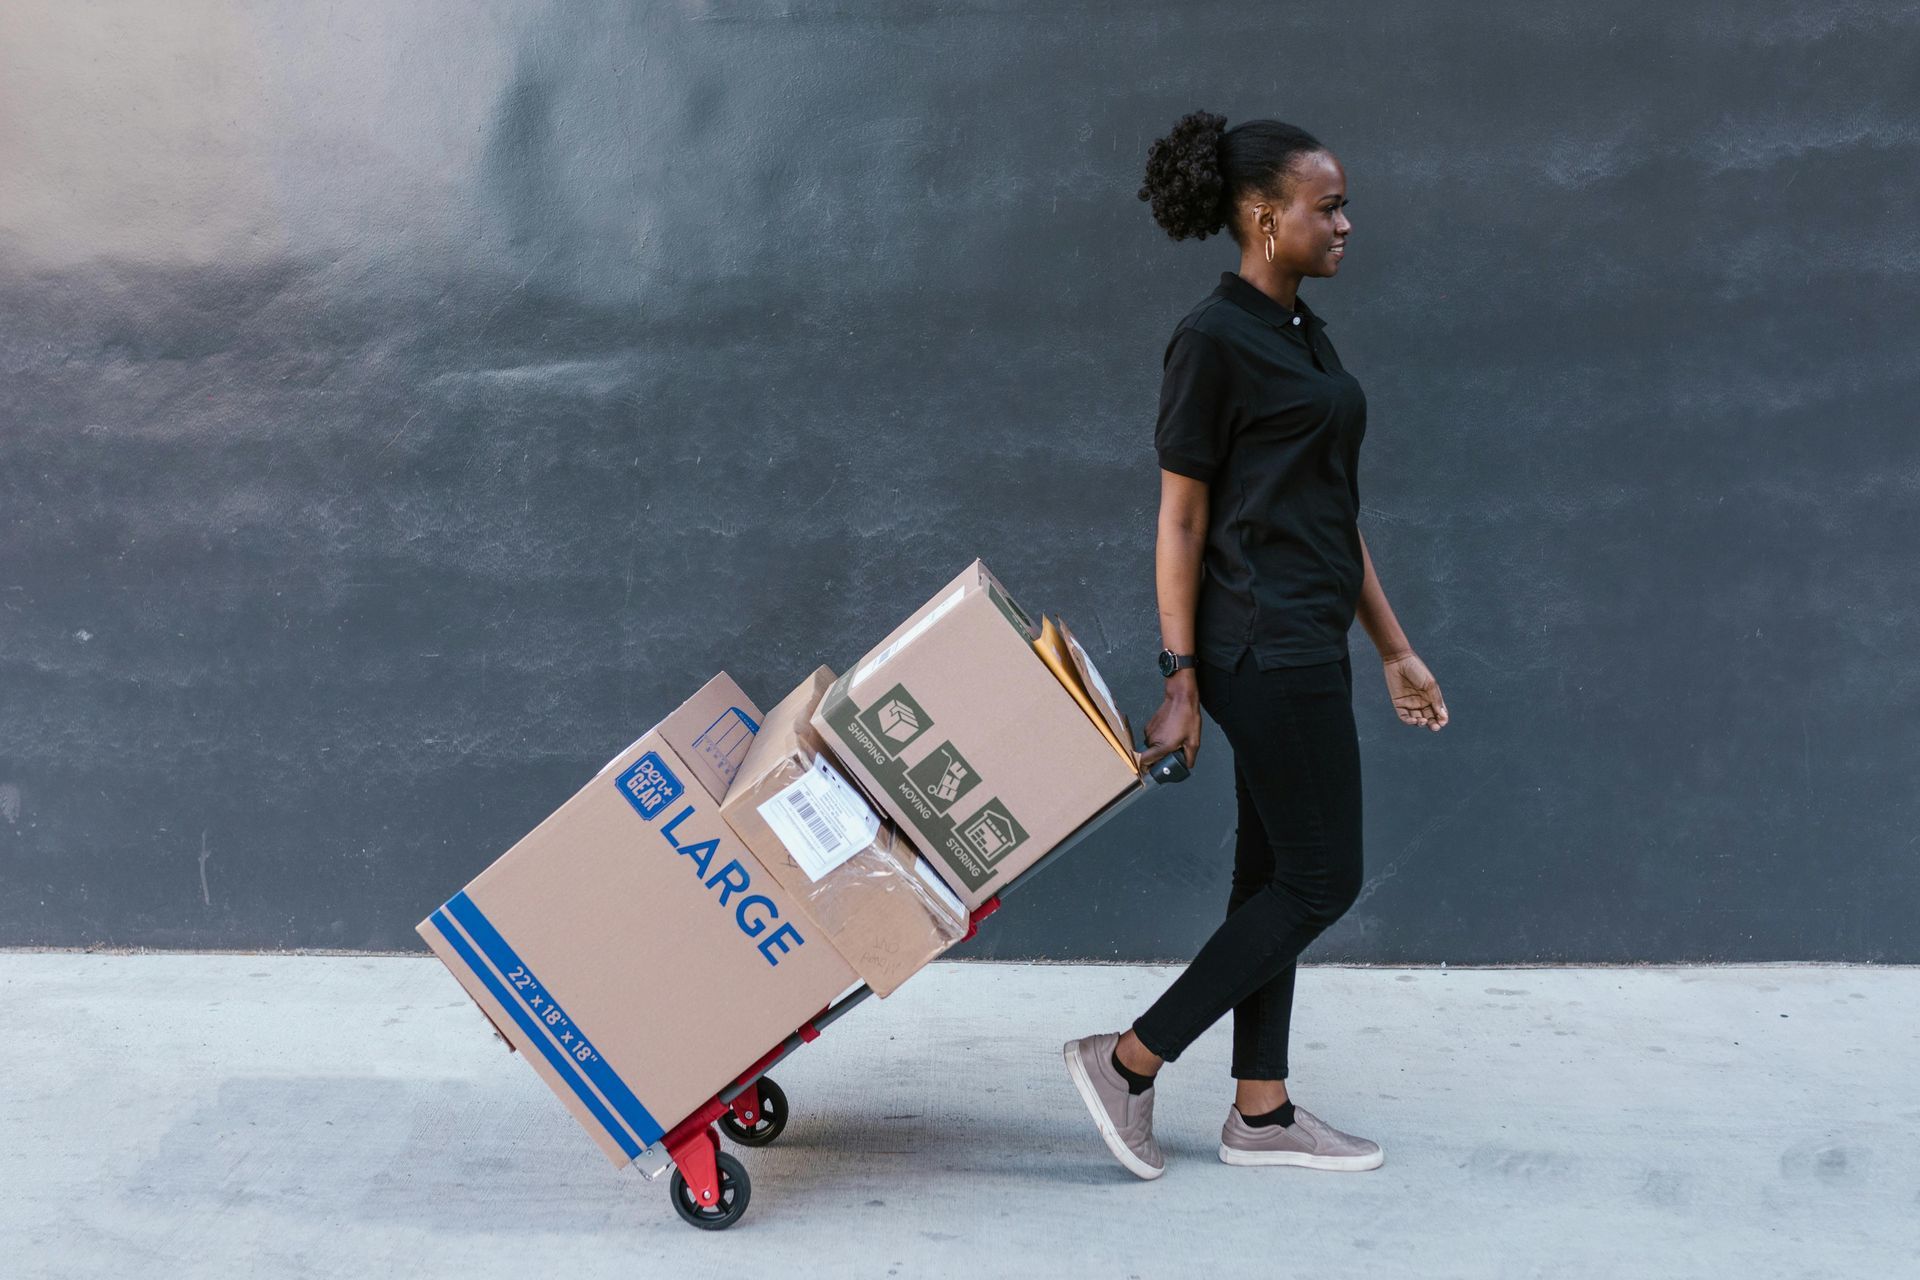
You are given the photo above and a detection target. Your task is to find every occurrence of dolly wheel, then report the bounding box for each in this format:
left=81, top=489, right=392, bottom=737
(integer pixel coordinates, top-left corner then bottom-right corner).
left=670, top=1151, right=750, bottom=1230
left=719, top=1077, right=788, bottom=1148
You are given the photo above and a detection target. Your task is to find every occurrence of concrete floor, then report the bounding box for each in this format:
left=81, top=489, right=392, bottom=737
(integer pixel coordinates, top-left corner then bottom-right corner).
left=3, top=956, right=1915, bottom=1279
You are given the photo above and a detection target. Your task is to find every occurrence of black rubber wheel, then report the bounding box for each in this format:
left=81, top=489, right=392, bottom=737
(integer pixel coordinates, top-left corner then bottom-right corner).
left=717, top=1077, right=788, bottom=1148
left=669, top=1151, right=750, bottom=1230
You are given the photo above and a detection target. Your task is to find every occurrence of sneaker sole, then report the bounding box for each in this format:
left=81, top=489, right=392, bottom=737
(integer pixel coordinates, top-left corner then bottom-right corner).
left=1218, top=1142, right=1385, bottom=1171
left=1062, top=1043, right=1164, bottom=1181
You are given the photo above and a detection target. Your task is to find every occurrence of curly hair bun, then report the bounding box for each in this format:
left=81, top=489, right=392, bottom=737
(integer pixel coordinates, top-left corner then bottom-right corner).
left=1138, top=109, right=1230, bottom=242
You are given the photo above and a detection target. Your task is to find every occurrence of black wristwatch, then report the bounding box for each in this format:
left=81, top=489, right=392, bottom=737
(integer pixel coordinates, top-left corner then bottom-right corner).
left=1157, top=649, right=1197, bottom=679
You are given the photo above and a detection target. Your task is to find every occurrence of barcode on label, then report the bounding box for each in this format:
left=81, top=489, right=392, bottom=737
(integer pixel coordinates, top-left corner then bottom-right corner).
left=759, top=763, right=871, bottom=882
left=787, top=791, right=842, bottom=854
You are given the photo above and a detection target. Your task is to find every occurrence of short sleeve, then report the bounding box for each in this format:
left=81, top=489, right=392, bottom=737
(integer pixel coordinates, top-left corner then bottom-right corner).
left=1153, top=327, right=1237, bottom=482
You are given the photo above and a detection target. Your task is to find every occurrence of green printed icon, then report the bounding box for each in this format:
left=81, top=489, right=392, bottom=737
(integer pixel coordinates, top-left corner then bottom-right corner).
left=905, top=741, right=980, bottom=815
left=959, top=798, right=1028, bottom=867
left=858, top=684, right=932, bottom=757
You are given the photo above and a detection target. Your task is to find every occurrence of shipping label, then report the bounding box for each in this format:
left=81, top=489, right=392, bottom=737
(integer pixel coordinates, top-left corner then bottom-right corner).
left=758, top=757, right=883, bottom=882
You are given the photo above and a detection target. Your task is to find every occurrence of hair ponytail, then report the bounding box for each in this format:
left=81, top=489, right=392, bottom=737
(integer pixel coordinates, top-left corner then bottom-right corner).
left=1139, top=112, right=1323, bottom=245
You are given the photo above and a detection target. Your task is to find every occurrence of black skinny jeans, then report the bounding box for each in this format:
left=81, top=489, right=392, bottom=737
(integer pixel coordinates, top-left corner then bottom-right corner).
left=1132, top=650, right=1364, bottom=1080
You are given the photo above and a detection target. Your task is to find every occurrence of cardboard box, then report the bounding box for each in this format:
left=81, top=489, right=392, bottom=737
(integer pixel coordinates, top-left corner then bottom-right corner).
left=418, top=674, right=859, bottom=1167
left=811, top=561, right=1143, bottom=907
left=721, top=666, right=968, bottom=997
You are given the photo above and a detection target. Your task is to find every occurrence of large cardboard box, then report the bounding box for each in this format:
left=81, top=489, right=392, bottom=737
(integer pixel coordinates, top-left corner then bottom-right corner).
left=418, top=674, right=859, bottom=1167
left=721, top=666, right=967, bottom=997
left=812, top=561, right=1143, bottom=908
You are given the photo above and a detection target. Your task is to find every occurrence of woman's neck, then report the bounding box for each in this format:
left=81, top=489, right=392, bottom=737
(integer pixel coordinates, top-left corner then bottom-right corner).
left=1234, top=260, right=1302, bottom=312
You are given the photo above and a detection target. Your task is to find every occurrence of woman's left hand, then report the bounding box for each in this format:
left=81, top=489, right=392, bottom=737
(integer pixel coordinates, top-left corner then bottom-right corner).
left=1383, top=653, right=1448, bottom=731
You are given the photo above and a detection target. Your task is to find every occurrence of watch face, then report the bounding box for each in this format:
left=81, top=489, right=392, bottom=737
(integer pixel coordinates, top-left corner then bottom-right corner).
left=1157, top=650, right=1176, bottom=678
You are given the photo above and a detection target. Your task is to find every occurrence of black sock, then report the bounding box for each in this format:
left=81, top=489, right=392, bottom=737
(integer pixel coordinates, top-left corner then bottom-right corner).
left=1109, top=1049, right=1156, bottom=1095
left=1243, top=1100, right=1296, bottom=1128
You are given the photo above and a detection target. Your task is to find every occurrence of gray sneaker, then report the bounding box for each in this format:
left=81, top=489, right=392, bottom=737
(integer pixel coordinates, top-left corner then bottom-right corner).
left=1062, top=1032, right=1165, bottom=1180
left=1219, top=1103, right=1385, bottom=1171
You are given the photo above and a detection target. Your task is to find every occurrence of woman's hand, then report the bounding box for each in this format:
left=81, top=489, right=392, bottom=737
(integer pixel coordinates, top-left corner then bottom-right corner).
left=1139, top=680, right=1203, bottom=770
left=1383, top=652, right=1448, bottom=731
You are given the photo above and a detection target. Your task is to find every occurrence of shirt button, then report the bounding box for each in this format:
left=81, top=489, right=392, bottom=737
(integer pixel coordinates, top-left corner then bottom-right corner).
left=1291, top=316, right=1301, bottom=325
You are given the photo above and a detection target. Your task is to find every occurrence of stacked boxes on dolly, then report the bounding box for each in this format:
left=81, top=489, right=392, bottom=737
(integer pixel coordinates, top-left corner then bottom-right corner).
left=418, top=559, right=1150, bottom=1227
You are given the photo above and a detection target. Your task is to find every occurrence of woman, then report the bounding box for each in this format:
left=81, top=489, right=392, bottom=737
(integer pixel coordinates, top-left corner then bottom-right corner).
left=1063, top=112, right=1449, bottom=1180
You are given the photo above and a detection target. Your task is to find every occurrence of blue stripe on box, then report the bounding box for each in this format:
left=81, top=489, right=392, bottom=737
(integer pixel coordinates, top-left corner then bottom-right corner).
left=443, top=891, right=666, bottom=1148
left=430, top=907, right=642, bottom=1159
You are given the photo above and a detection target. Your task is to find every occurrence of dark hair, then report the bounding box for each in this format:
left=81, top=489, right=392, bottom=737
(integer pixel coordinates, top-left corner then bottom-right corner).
left=1137, top=111, right=1325, bottom=243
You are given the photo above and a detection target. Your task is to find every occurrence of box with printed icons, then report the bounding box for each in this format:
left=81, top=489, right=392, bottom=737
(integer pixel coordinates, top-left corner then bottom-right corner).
left=720, top=666, right=968, bottom=997
left=417, top=673, right=860, bottom=1168
left=811, top=560, right=1144, bottom=909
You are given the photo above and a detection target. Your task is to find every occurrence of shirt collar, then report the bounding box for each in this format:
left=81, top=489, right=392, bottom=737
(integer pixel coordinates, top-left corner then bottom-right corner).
left=1215, top=270, right=1322, bottom=334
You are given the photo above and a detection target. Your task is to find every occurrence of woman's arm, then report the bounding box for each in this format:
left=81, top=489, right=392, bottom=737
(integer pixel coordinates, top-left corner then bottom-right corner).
left=1355, top=529, right=1411, bottom=661
left=1141, top=470, right=1210, bottom=768
left=1356, top=529, right=1450, bottom=731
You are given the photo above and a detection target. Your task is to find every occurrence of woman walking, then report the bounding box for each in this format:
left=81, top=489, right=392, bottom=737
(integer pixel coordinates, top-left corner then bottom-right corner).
left=1063, top=112, right=1449, bottom=1180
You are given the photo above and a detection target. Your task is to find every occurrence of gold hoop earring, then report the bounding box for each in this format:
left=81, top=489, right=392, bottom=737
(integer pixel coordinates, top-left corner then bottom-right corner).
left=1264, top=232, right=1275, bottom=264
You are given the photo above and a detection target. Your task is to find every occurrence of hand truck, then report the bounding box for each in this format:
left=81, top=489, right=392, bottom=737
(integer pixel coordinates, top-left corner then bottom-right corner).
left=642, top=751, right=1192, bottom=1228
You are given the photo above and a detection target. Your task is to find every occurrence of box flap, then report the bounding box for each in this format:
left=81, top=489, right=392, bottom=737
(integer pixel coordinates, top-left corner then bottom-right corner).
left=728, top=667, right=834, bottom=801
left=656, top=672, right=763, bottom=802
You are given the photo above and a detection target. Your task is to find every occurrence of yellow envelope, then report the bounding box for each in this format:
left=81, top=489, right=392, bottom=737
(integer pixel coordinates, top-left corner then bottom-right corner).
left=1033, top=615, right=1139, bottom=772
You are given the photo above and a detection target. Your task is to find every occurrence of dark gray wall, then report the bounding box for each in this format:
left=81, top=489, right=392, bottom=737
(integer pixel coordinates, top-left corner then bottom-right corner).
left=4, top=3, right=1916, bottom=961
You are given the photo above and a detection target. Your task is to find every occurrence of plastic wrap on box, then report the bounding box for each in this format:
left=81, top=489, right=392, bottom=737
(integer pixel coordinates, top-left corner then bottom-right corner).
left=725, top=743, right=966, bottom=996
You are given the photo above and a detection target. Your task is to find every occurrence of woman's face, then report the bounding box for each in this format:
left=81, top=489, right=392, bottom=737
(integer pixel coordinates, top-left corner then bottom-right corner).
left=1251, top=150, right=1351, bottom=278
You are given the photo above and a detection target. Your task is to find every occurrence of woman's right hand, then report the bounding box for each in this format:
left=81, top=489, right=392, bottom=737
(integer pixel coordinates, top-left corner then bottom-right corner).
left=1139, top=680, right=1202, bottom=771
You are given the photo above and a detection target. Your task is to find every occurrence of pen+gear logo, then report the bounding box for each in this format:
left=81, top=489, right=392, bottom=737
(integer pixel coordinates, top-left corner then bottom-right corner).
left=614, top=752, right=684, bottom=820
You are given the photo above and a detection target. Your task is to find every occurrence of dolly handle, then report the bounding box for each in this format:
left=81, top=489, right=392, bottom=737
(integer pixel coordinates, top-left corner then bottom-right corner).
left=1146, top=753, right=1191, bottom=785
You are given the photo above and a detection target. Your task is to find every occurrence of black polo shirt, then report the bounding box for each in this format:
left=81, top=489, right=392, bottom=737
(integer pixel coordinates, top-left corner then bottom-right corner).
left=1153, top=270, right=1368, bottom=670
